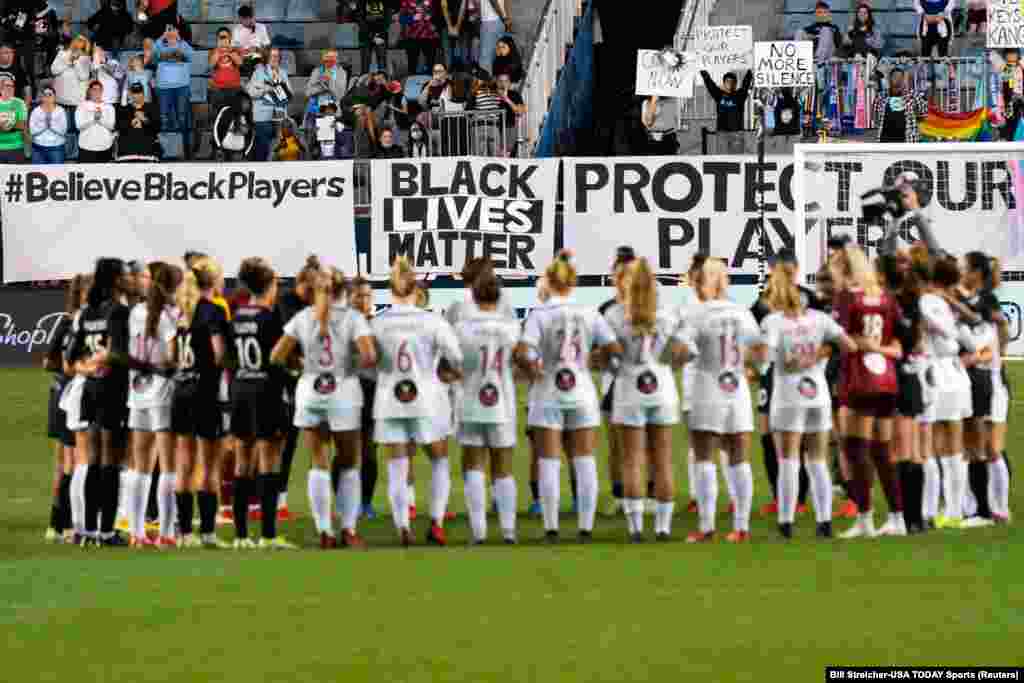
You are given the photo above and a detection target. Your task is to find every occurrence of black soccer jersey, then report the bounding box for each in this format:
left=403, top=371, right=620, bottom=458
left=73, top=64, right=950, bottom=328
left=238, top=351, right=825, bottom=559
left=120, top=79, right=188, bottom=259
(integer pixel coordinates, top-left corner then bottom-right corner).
left=231, top=304, right=285, bottom=382
left=66, top=300, right=130, bottom=382
left=175, top=299, right=230, bottom=387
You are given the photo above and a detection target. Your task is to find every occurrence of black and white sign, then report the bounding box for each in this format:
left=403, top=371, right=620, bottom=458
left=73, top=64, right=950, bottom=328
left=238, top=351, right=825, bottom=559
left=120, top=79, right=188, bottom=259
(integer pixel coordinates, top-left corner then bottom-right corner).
left=370, top=158, right=558, bottom=275
left=754, top=41, right=814, bottom=88
left=988, top=0, right=1024, bottom=48
left=691, top=25, right=753, bottom=82
left=635, top=49, right=696, bottom=98
left=0, top=162, right=358, bottom=283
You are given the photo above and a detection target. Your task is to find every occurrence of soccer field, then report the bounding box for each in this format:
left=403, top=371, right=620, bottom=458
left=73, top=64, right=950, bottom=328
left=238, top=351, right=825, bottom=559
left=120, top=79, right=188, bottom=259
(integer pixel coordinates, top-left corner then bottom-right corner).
left=3, top=367, right=1022, bottom=682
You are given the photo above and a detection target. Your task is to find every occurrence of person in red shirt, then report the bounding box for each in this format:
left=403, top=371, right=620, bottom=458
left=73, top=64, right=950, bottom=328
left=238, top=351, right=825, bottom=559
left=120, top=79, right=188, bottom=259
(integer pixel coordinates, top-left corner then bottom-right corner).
left=208, top=27, right=242, bottom=116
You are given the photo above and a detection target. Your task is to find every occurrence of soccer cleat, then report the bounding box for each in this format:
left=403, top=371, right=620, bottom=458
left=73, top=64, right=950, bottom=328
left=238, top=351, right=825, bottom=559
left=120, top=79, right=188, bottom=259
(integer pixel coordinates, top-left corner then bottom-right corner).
left=960, top=516, right=995, bottom=529
left=156, top=535, right=178, bottom=548
left=320, top=532, right=337, bottom=550
left=341, top=530, right=366, bottom=549
left=835, top=500, right=859, bottom=519
left=445, top=510, right=456, bottom=522
left=400, top=528, right=413, bottom=547
left=992, top=513, right=1011, bottom=525
left=81, top=535, right=100, bottom=548
left=259, top=536, right=297, bottom=550
left=686, top=499, right=698, bottom=514
left=877, top=519, right=907, bottom=537
left=470, top=538, right=485, bottom=547
left=655, top=532, right=671, bottom=542
left=220, top=508, right=234, bottom=522
left=503, top=534, right=517, bottom=545
left=62, top=529, right=75, bottom=544
left=101, top=532, right=129, bottom=547
left=427, top=523, right=447, bottom=546
left=778, top=522, right=793, bottom=539
left=816, top=521, right=833, bottom=538
left=44, top=528, right=59, bottom=543
left=145, top=520, right=159, bottom=535
left=201, top=533, right=230, bottom=549
left=604, top=498, right=623, bottom=517
left=924, top=518, right=937, bottom=531
left=528, top=501, right=542, bottom=517
left=796, top=504, right=809, bottom=515
left=232, top=538, right=256, bottom=549
left=578, top=530, right=593, bottom=544
left=839, top=519, right=876, bottom=539
left=629, top=532, right=645, bottom=544
left=361, top=503, right=377, bottom=520
left=544, top=530, right=559, bottom=544
left=934, top=515, right=952, bottom=529
left=115, top=517, right=131, bottom=533
left=759, top=501, right=779, bottom=517
left=409, top=505, right=418, bottom=521
left=686, top=531, right=715, bottom=544
left=725, top=530, right=750, bottom=543
left=940, top=517, right=963, bottom=530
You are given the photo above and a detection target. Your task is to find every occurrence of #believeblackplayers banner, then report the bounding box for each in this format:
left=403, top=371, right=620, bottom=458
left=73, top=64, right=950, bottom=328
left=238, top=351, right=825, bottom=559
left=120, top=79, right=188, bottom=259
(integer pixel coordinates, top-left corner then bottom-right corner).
left=0, top=162, right=358, bottom=282
left=370, top=158, right=558, bottom=275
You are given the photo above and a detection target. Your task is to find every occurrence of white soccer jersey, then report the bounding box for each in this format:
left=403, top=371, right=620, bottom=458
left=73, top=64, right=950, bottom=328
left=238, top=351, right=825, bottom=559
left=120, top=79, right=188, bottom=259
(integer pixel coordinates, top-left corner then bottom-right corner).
left=919, top=293, right=963, bottom=359
left=455, top=310, right=521, bottom=424
left=285, top=304, right=372, bottom=380
left=521, top=295, right=616, bottom=410
left=598, top=300, right=623, bottom=400
left=761, top=309, right=844, bottom=409
left=673, top=288, right=700, bottom=411
left=127, top=303, right=178, bottom=409
left=446, top=293, right=517, bottom=327
left=970, top=322, right=1001, bottom=374
left=674, top=299, right=761, bottom=406
left=371, top=303, right=463, bottom=419
left=605, top=305, right=679, bottom=410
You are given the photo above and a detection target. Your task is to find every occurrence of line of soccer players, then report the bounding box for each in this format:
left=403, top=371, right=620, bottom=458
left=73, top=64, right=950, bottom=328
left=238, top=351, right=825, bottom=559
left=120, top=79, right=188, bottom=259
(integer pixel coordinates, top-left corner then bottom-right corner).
left=41, top=235, right=1012, bottom=548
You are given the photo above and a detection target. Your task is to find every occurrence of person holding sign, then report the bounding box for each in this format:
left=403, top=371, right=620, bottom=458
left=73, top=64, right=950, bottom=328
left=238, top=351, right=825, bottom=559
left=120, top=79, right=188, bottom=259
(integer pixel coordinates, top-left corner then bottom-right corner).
left=640, top=95, right=679, bottom=155
left=699, top=69, right=753, bottom=153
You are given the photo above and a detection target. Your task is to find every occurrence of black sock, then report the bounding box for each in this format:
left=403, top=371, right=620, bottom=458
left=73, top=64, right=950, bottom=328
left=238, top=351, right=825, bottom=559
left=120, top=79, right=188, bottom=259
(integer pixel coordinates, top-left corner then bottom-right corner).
left=146, top=461, right=160, bottom=521
left=968, top=461, right=992, bottom=518
left=646, top=480, right=655, bottom=498
left=611, top=481, right=624, bottom=499
left=277, top=425, right=298, bottom=509
left=569, top=470, right=578, bottom=502
left=233, top=478, right=250, bottom=539
left=176, top=492, right=194, bottom=535
left=259, top=473, right=278, bottom=539
left=197, top=491, right=218, bottom=535
left=100, top=465, right=120, bottom=534
left=1005, top=452, right=1012, bottom=481
left=49, top=501, right=61, bottom=531
left=761, top=434, right=779, bottom=500
left=530, top=480, right=540, bottom=503
left=798, top=458, right=810, bottom=506
left=330, top=457, right=343, bottom=497
left=361, top=446, right=378, bottom=506
left=58, top=473, right=72, bottom=533
left=84, top=464, right=101, bottom=533
left=898, top=462, right=923, bottom=529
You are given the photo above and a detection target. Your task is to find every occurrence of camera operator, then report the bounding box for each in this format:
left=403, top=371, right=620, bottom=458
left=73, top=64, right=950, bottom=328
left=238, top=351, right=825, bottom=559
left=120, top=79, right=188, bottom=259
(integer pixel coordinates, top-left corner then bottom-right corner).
left=870, top=172, right=940, bottom=257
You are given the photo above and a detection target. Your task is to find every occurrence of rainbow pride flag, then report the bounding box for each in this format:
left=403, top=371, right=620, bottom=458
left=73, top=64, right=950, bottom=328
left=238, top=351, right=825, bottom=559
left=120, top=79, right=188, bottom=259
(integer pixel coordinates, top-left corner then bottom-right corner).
left=919, top=106, right=994, bottom=141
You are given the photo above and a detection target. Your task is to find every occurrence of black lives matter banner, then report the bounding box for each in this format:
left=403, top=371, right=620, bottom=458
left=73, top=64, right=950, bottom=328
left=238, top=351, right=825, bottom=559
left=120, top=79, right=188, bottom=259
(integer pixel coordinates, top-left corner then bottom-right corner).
left=370, top=158, right=557, bottom=275
left=0, top=162, right=357, bottom=282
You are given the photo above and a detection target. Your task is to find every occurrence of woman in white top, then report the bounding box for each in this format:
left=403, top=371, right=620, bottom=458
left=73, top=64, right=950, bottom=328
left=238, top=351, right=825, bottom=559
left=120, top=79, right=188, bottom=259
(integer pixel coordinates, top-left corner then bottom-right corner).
left=124, top=262, right=182, bottom=547
left=75, top=80, right=116, bottom=162
left=607, top=258, right=687, bottom=542
left=516, top=251, right=621, bottom=543
left=371, top=257, right=463, bottom=547
left=29, top=86, right=68, bottom=164
left=272, top=265, right=376, bottom=549
left=453, top=266, right=521, bottom=544
left=51, top=35, right=92, bottom=112
left=674, top=258, right=763, bottom=544
left=760, top=263, right=856, bottom=540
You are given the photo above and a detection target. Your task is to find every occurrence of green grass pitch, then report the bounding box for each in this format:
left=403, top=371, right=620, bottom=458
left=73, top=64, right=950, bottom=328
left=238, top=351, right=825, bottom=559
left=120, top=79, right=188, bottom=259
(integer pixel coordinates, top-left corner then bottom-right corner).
left=2, top=366, right=1023, bottom=682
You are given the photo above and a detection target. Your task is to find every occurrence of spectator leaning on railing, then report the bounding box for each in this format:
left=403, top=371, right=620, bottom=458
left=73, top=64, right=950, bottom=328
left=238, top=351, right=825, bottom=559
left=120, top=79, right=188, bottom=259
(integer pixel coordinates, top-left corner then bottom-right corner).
left=847, top=4, right=883, bottom=59
left=29, top=85, right=67, bottom=163
left=800, top=1, right=845, bottom=63
left=153, top=24, right=193, bottom=159
left=873, top=68, right=928, bottom=143
left=916, top=0, right=954, bottom=58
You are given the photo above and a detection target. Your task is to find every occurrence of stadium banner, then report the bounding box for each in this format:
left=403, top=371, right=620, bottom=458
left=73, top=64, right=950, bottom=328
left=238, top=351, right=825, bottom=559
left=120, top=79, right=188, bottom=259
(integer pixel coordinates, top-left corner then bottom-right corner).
left=0, top=162, right=358, bottom=283
left=753, top=41, right=814, bottom=88
left=988, top=0, right=1024, bottom=48
left=0, top=288, right=66, bottom=367
left=369, top=157, right=559, bottom=276
left=691, top=25, right=753, bottom=83
left=562, top=156, right=804, bottom=277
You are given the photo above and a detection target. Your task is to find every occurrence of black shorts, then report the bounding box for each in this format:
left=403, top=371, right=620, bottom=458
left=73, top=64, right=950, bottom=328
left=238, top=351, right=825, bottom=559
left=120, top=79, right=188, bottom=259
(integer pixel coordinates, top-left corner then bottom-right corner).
left=757, top=367, right=773, bottom=415
left=82, top=377, right=129, bottom=437
left=600, top=378, right=615, bottom=414
left=47, top=379, right=74, bottom=447
left=896, top=366, right=925, bottom=418
left=847, top=393, right=897, bottom=419
left=171, top=380, right=223, bottom=440
left=230, top=380, right=286, bottom=440
left=967, top=7, right=986, bottom=25
left=968, top=367, right=994, bottom=419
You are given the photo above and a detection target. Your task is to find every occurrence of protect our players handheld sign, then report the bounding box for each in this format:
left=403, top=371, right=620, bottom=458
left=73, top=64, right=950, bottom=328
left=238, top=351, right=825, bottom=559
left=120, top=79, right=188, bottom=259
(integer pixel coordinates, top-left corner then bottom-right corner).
left=753, top=41, right=814, bottom=88
left=635, top=49, right=696, bottom=98
left=988, top=0, right=1024, bottom=48
left=690, top=25, right=753, bottom=82
left=369, top=158, right=558, bottom=276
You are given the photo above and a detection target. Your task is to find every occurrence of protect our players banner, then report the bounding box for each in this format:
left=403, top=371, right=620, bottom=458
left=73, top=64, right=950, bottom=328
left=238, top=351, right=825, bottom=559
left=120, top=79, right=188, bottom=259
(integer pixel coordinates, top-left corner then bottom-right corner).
left=562, top=156, right=802, bottom=277
left=689, top=25, right=753, bottom=83
left=0, top=162, right=358, bottom=282
left=369, top=158, right=558, bottom=276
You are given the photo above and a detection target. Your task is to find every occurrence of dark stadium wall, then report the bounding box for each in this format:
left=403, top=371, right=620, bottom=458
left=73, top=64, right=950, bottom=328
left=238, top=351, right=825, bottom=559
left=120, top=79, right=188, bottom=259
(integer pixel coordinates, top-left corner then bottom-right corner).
left=0, top=289, right=66, bottom=367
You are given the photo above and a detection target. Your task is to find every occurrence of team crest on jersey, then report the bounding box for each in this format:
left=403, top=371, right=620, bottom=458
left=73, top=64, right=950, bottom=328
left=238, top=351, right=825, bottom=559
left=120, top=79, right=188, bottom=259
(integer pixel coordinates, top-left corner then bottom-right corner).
left=863, top=353, right=887, bottom=376
left=479, top=382, right=500, bottom=407
left=637, top=371, right=658, bottom=395
left=555, top=368, right=577, bottom=392
left=798, top=377, right=818, bottom=399
left=132, top=374, right=153, bottom=393
left=395, top=379, right=419, bottom=403
left=314, top=373, right=337, bottom=395
left=718, top=372, right=739, bottom=394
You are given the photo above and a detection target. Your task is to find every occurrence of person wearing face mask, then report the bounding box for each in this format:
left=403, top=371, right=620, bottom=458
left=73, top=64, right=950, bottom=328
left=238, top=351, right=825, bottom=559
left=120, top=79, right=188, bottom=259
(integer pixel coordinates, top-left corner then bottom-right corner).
left=496, top=72, right=523, bottom=156
left=873, top=68, right=928, bottom=144
left=800, top=1, right=845, bottom=63
left=232, top=4, right=271, bottom=55
left=375, top=126, right=404, bottom=158
left=406, top=119, right=430, bottom=156
left=847, top=4, right=883, bottom=59
left=29, top=85, right=66, bottom=163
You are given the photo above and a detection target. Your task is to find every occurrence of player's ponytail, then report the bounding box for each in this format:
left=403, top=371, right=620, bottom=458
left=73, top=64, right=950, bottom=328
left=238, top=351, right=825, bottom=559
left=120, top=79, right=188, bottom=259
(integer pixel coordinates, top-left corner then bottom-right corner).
left=471, top=264, right=501, bottom=305
left=66, top=273, right=91, bottom=315
left=626, top=258, right=657, bottom=336
left=297, top=254, right=321, bottom=291
left=545, top=250, right=577, bottom=294
left=190, top=256, right=222, bottom=292
left=88, top=257, right=126, bottom=308
left=991, top=257, right=1002, bottom=290
left=390, top=256, right=417, bottom=299
left=846, top=247, right=881, bottom=298
left=315, top=267, right=348, bottom=333
left=146, top=262, right=183, bottom=339
left=767, top=263, right=803, bottom=316
left=177, top=268, right=200, bottom=328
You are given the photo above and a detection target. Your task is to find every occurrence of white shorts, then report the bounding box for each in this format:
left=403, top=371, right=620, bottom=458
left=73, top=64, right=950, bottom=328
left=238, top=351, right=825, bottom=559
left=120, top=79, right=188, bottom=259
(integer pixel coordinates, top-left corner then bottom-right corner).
left=932, top=385, right=973, bottom=423
left=295, top=397, right=361, bottom=432
left=375, top=415, right=450, bottom=445
left=612, top=404, right=679, bottom=428
left=527, top=403, right=601, bottom=431
left=688, top=400, right=754, bottom=434
left=59, top=376, right=89, bottom=433
left=770, top=403, right=832, bottom=434
left=989, top=381, right=1009, bottom=424
left=458, top=421, right=517, bottom=449
left=680, top=364, right=695, bottom=414
left=129, top=405, right=172, bottom=432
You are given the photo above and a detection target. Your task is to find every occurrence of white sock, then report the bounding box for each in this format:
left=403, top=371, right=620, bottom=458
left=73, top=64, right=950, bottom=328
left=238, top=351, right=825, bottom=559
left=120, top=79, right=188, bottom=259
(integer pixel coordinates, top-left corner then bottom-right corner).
left=720, top=450, right=737, bottom=503
left=696, top=461, right=718, bottom=533
left=939, top=456, right=955, bottom=518
left=123, top=470, right=138, bottom=538
left=942, top=454, right=966, bottom=519
left=430, top=457, right=451, bottom=524
left=573, top=455, right=598, bottom=532
left=407, top=482, right=416, bottom=508
left=388, top=457, right=411, bottom=530
left=655, top=501, right=675, bottom=535
left=956, top=455, right=969, bottom=519
left=464, top=470, right=487, bottom=541
left=157, top=472, right=176, bottom=538
left=988, top=458, right=1010, bottom=517
left=963, top=473, right=978, bottom=518
left=687, top=448, right=696, bottom=501
left=625, top=497, right=644, bottom=534
left=538, top=457, right=561, bottom=531
left=730, top=462, right=753, bottom=532
left=135, top=473, right=152, bottom=539
left=307, top=469, right=332, bottom=535
left=494, top=476, right=516, bottom=536
left=859, top=511, right=876, bottom=533
left=807, top=460, right=833, bottom=523
left=923, top=458, right=941, bottom=520
left=70, top=464, right=86, bottom=533
left=778, top=456, right=800, bottom=524
left=278, top=491, right=288, bottom=509
left=337, top=468, right=360, bottom=533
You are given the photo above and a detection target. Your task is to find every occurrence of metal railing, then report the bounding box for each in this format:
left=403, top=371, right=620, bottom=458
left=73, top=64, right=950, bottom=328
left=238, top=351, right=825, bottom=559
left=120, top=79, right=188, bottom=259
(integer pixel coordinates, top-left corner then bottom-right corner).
left=520, top=0, right=586, bottom=156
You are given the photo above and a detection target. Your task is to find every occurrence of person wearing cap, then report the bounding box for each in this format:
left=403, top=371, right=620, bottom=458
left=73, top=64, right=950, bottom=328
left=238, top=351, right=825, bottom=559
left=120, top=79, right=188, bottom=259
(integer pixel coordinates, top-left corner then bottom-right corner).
left=75, top=79, right=116, bottom=162
left=153, top=23, right=194, bottom=159
left=699, top=68, right=754, bottom=153
left=231, top=4, right=271, bottom=54
left=303, top=49, right=347, bottom=153
left=28, top=84, right=67, bottom=164
left=116, top=81, right=161, bottom=161
left=0, top=73, right=26, bottom=162
left=879, top=172, right=941, bottom=257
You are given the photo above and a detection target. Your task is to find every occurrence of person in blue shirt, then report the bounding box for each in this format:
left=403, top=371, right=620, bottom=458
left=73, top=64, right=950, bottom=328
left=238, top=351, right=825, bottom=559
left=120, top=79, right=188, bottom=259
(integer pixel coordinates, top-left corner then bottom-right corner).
left=152, top=24, right=193, bottom=159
